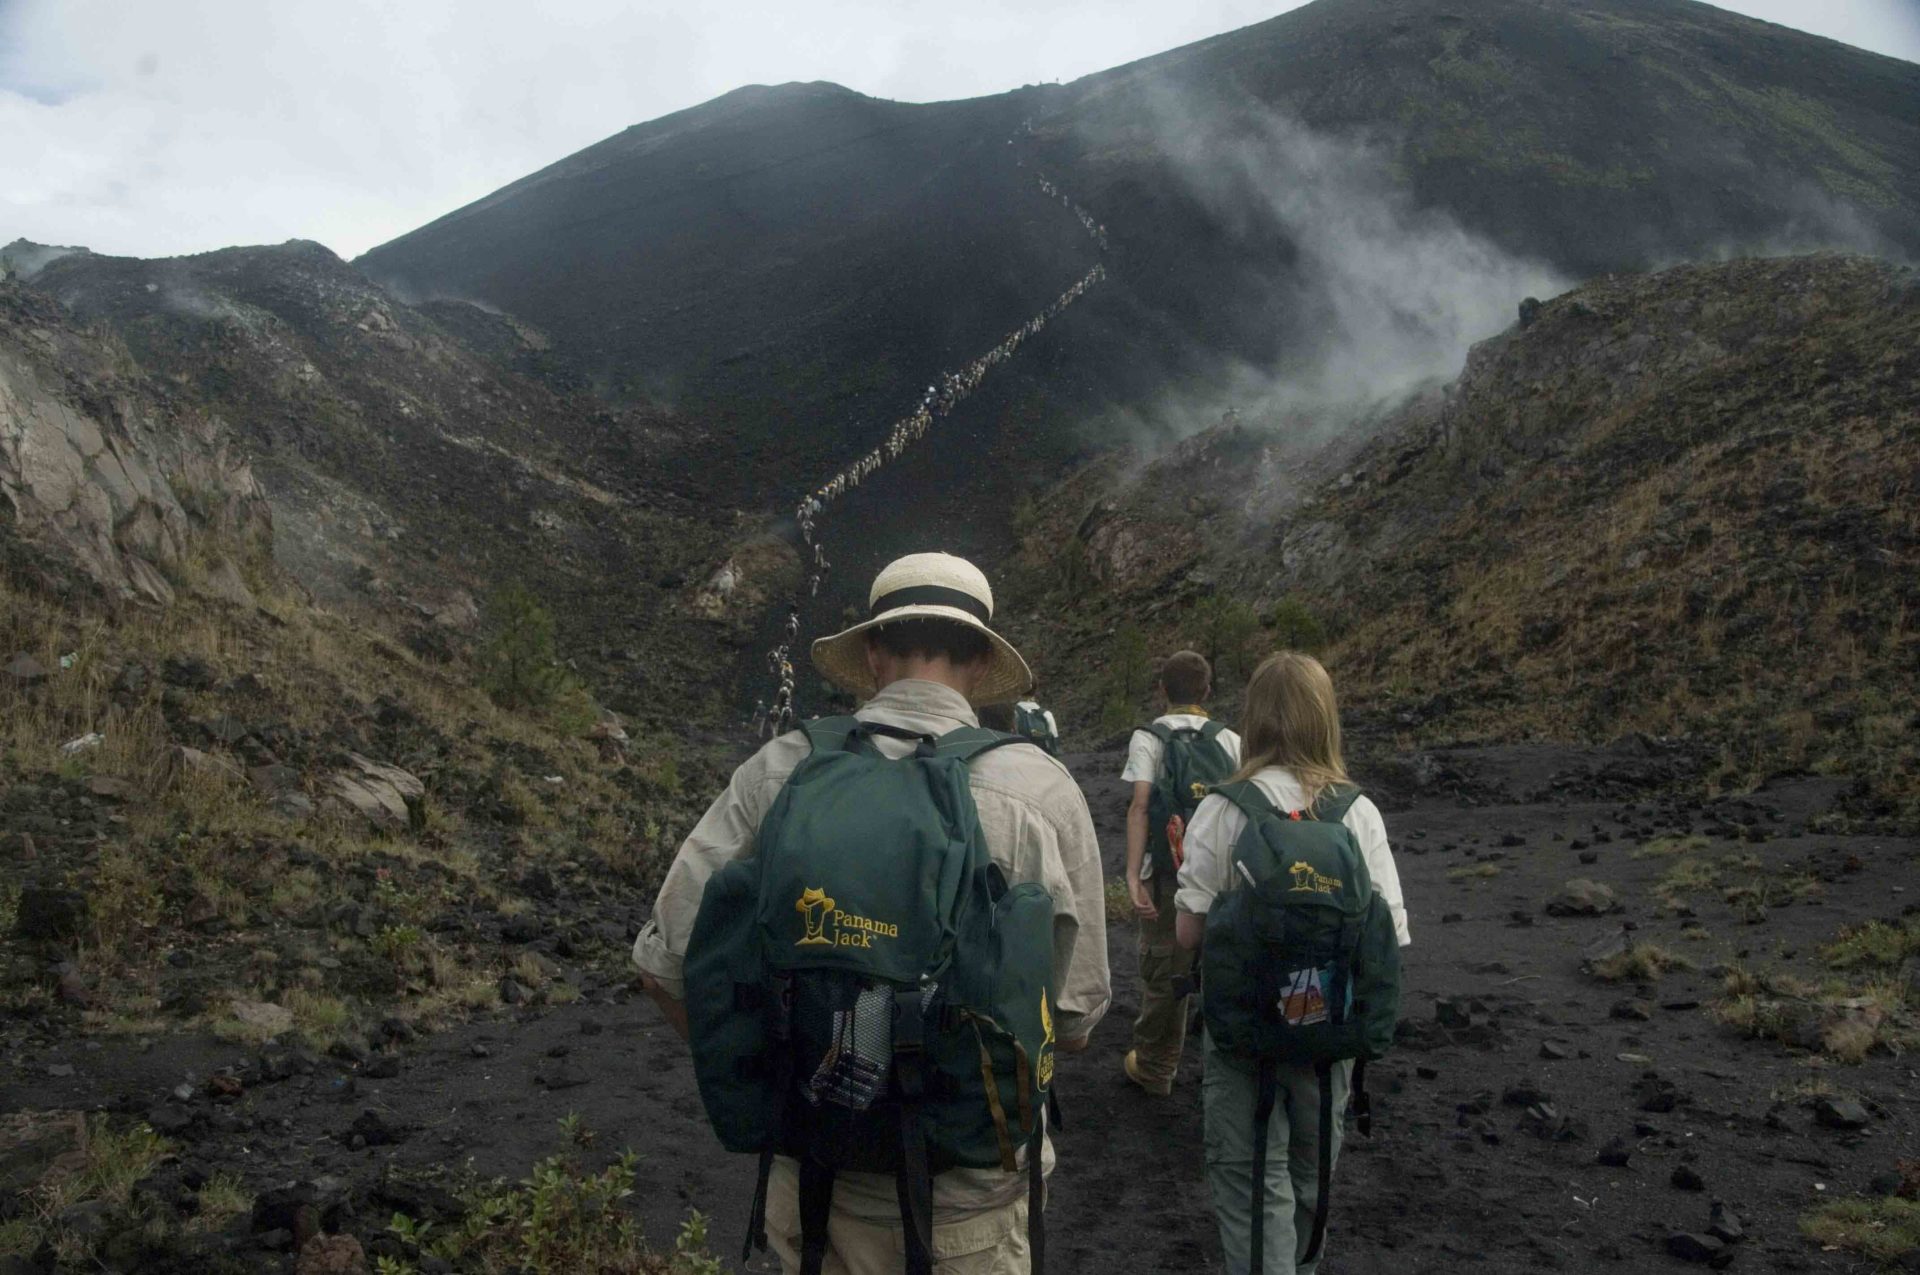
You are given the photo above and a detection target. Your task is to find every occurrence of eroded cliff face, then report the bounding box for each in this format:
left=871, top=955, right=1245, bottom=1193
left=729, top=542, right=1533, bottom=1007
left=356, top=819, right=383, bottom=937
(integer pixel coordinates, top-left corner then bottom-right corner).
left=0, top=282, right=271, bottom=604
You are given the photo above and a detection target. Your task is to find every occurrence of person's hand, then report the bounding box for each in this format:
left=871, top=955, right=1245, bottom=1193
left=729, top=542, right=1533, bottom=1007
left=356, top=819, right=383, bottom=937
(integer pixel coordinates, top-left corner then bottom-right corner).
left=1128, top=876, right=1158, bottom=921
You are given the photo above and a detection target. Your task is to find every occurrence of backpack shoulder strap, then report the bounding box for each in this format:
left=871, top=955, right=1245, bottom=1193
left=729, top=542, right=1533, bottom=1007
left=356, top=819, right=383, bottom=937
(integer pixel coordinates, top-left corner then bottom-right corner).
left=1204, top=778, right=1276, bottom=822
left=798, top=715, right=862, bottom=753
left=1309, top=783, right=1364, bottom=824
left=1199, top=720, right=1228, bottom=743
left=1144, top=722, right=1176, bottom=745
left=935, top=725, right=1033, bottom=765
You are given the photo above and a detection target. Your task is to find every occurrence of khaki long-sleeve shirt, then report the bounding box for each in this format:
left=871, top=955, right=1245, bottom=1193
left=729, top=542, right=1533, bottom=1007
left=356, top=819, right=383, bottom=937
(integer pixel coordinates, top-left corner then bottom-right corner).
left=632, top=677, right=1111, bottom=1221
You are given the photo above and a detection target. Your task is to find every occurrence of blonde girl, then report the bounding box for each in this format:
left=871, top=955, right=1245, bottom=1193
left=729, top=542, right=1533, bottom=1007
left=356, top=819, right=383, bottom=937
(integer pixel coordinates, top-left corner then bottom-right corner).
left=1174, top=652, right=1410, bottom=1275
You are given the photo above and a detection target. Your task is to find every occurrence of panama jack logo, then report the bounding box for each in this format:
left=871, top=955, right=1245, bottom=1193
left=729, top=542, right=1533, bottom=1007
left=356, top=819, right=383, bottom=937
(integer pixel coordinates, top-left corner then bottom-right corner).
left=795, top=888, right=837, bottom=945
left=793, top=887, right=900, bottom=949
left=1288, top=861, right=1343, bottom=895
left=1037, top=991, right=1056, bottom=1088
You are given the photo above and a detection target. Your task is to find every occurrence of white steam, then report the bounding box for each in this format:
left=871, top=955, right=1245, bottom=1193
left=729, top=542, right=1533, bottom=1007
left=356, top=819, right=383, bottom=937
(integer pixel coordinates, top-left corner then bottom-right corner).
left=1142, top=94, right=1572, bottom=427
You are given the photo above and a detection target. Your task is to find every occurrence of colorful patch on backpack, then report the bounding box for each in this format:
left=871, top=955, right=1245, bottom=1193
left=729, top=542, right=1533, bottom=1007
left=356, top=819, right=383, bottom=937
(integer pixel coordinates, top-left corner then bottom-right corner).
left=1279, top=966, right=1330, bottom=1027
left=793, top=886, right=899, bottom=948
left=1037, top=991, right=1056, bottom=1089
left=1287, top=861, right=1343, bottom=895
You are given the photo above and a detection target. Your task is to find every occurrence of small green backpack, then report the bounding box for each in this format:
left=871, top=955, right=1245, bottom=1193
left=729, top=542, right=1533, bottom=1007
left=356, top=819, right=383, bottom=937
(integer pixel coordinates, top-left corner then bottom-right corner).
left=684, top=718, right=1057, bottom=1275
left=1144, top=720, right=1236, bottom=876
left=1013, top=702, right=1062, bottom=758
left=1200, top=780, right=1401, bottom=1273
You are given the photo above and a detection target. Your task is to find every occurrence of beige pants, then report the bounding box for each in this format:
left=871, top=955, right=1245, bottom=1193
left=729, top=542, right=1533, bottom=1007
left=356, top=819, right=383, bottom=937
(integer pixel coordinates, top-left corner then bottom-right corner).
left=764, top=1164, right=1031, bottom=1275
left=1130, top=871, right=1196, bottom=1083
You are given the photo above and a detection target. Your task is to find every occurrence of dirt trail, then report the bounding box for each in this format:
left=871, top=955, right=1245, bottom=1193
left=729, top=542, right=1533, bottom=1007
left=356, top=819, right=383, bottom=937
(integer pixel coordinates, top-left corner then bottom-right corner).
left=7, top=742, right=1916, bottom=1272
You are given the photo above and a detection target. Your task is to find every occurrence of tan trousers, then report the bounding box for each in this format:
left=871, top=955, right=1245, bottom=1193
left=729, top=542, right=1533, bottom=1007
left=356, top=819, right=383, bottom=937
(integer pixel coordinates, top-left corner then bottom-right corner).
left=1130, top=871, right=1196, bottom=1084
left=764, top=1163, right=1031, bottom=1275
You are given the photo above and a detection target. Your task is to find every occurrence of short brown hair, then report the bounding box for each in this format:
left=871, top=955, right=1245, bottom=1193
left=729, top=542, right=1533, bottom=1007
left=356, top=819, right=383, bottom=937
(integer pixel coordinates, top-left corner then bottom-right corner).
left=1159, top=650, right=1212, bottom=704
left=867, top=618, right=992, bottom=666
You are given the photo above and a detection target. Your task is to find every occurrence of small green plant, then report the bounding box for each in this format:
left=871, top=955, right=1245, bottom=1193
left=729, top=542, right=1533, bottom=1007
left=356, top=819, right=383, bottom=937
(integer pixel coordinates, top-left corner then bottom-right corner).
left=478, top=584, right=576, bottom=710
left=673, top=1212, right=725, bottom=1275
left=1104, top=877, right=1134, bottom=924
left=560, top=1112, right=596, bottom=1149
left=374, top=923, right=426, bottom=965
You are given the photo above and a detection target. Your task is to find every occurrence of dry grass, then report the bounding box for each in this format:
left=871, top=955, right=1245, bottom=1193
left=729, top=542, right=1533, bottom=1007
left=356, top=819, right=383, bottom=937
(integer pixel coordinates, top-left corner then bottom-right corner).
left=1590, top=943, right=1691, bottom=982
left=1446, top=863, right=1503, bottom=881
left=1801, top=1197, right=1920, bottom=1264
left=0, top=1115, right=170, bottom=1264
left=1634, top=835, right=1711, bottom=859
left=1711, top=959, right=1917, bottom=1064
left=1654, top=857, right=1719, bottom=904
left=1823, top=917, right=1920, bottom=971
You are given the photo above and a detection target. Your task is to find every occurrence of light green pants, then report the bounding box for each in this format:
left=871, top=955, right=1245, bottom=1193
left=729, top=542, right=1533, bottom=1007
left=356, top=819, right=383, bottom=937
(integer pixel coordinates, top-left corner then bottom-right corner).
left=1201, top=1034, right=1350, bottom=1275
left=1130, top=871, right=1196, bottom=1083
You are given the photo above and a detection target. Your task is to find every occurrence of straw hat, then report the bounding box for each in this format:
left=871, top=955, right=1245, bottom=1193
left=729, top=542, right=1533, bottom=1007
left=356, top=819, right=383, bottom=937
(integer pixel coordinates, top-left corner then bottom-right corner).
left=811, top=552, right=1034, bottom=706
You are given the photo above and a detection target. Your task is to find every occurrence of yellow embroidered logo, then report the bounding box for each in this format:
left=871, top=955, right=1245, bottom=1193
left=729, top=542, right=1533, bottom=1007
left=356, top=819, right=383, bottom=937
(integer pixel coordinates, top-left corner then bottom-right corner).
left=795, top=888, right=836, bottom=946
left=1288, top=861, right=1343, bottom=895
left=1189, top=781, right=1210, bottom=802
left=793, top=887, right=900, bottom=949
left=1037, top=991, right=1056, bottom=1089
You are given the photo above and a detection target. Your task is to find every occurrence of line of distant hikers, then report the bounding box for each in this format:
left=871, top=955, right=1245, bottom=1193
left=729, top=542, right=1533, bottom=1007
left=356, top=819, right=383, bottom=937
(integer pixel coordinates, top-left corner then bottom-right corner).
left=634, top=552, right=1410, bottom=1275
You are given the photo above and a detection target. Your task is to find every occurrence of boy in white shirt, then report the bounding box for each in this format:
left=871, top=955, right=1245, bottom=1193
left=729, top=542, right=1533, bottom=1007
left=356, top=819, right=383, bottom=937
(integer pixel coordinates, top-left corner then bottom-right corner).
left=1120, top=650, right=1242, bottom=1094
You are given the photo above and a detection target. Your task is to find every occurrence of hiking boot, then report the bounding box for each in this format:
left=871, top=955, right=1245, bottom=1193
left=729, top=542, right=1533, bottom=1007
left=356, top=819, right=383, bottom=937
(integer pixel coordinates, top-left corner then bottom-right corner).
left=1123, top=1049, right=1173, bottom=1096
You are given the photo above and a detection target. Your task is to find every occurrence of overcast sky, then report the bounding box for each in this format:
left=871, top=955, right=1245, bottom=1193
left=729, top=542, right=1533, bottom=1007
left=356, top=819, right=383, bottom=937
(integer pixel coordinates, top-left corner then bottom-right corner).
left=2, top=0, right=1916, bottom=261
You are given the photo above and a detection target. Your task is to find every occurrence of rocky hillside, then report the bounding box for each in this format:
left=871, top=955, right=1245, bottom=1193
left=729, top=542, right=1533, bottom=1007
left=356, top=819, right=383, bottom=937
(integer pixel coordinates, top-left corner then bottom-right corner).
left=0, top=281, right=270, bottom=607
left=1005, top=254, right=1920, bottom=828
left=21, top=241, right=758, bottom=724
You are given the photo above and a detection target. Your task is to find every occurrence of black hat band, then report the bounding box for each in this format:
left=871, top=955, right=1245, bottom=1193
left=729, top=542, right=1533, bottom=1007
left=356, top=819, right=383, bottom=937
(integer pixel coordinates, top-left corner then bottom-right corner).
left=870, top=584, right=992, bottom=626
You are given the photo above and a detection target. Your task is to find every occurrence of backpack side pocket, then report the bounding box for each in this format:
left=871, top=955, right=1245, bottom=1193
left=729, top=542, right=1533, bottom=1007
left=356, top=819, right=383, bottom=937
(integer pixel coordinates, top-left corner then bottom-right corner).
left=687, top=858, right=778, bottom=1153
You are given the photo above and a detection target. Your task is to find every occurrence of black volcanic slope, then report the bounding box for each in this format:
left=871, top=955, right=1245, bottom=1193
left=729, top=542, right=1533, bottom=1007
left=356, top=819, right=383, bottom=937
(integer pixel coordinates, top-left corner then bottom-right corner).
left=358, top=0, right=1920, bottom=503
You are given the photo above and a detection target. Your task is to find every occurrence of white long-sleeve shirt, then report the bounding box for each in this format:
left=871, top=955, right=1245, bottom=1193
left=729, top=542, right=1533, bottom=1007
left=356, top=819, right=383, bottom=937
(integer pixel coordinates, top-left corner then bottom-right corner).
left=1175, top=765, right=1412, bottom=947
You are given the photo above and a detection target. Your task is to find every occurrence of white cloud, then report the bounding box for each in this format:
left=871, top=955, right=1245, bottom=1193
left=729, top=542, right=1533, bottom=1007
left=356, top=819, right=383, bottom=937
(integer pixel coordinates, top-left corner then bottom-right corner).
left=1, top=0, right=1914, bottom=260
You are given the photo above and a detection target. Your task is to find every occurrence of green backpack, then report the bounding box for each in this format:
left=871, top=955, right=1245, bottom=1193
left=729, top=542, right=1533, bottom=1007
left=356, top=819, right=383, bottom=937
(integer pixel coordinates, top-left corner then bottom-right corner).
left=684, top=717, right=1057, bottom=1275
left=1013, top=702, right=1062, bottom=758
left=1144, top=720, right=1236, bottom=876
left=1200, top=780, right=1401, bottom=1273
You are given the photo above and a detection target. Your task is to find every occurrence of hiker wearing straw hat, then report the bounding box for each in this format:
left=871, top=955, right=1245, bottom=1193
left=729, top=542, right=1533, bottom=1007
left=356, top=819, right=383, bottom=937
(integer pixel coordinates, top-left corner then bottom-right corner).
left=634, top=552, right=1110, bottom=1275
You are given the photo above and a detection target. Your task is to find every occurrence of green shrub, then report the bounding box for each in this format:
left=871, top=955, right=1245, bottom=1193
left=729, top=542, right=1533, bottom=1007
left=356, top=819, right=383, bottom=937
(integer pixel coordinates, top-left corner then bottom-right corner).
left=1194, top=595, right=1262, bottom=683
left=421, top=1118, right=720, bottom=1274
left=478, top=585, right=575, bottom=710
left=1266, top=598, right=1326, bottom=653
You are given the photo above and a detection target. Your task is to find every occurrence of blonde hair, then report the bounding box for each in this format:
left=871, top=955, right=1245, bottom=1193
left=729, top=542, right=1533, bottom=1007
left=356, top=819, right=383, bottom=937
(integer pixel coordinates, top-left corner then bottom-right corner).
left=1230, top=651, right=1350, bottom=808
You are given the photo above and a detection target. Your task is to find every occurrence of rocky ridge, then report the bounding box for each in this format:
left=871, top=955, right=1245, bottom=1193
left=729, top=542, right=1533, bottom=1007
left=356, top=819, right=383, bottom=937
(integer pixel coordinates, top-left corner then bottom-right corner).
left=1005, top=254, right=1920, bottom=828
left=0, top=282, right=271, bottom=606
